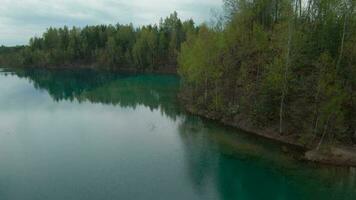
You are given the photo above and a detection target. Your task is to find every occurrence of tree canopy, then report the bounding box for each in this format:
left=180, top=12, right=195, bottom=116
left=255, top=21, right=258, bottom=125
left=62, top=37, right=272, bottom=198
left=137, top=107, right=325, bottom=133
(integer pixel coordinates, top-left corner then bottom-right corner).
left=1, top=2, right=355, bottom=147
left=178, top=0, right=356, bottom=147
left=0, top=12, right=197, bottom=72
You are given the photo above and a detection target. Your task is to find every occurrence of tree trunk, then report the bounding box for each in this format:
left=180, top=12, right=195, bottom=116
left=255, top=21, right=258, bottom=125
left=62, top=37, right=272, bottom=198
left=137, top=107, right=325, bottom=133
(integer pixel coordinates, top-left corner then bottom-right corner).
left=275, top=0, right=279, bottom=23
left=313, top=75, right=322, bottom=136
left=299, top=0, right=302, bottom=17
left=316, top=114, right=332, bottom=151
left=279, top=16, right=293, bottom=134
left=336, top=11, right=348, bottom=72
left=215, top=81, right=218, bottom=111
left=307, top=0, right=313, bottom=20
left=204, top=75, right=208, bottom=104
left=313, top=116, right=320, bottom=139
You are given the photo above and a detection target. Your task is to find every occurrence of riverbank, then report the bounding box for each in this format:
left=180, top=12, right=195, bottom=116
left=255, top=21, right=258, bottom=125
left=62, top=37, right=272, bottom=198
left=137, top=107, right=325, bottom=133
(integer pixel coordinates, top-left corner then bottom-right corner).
left=4, top=65, right=356, bottom=167
left=180, top=95, right=356, bottom=167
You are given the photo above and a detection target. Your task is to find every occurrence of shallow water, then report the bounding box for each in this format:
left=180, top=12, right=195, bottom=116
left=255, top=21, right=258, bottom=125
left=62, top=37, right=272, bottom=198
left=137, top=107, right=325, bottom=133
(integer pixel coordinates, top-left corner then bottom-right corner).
left=0, top=67, right=355, bottom=200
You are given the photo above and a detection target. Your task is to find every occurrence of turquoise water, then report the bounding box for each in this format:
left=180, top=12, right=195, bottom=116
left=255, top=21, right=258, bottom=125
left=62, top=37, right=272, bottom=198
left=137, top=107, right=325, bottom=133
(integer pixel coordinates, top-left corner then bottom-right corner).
left=0, top=68, right=355, bottom=200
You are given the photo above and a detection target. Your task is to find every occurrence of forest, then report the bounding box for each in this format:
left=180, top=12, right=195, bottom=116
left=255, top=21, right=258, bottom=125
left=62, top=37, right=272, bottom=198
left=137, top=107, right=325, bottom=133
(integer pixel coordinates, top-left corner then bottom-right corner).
left=0, top=12, right=197, bottom=72
left=0, top=0, right=355, bottom=149
left=179, top=0, right=356, bottom=148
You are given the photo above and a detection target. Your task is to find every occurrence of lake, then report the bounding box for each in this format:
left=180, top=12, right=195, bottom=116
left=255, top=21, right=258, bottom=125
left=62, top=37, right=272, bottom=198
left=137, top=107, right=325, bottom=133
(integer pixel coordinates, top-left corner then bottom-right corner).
left=0, top=67, right=355, bottom=200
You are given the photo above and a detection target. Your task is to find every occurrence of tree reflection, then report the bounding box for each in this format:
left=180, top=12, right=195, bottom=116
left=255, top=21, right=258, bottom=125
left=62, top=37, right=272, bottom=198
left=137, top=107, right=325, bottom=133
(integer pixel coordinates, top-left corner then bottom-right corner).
left=6, top=67, right=356, bottom=200
left=11, top=68, right=182, bottom=120
left=178, top=116, right=356, bottom=200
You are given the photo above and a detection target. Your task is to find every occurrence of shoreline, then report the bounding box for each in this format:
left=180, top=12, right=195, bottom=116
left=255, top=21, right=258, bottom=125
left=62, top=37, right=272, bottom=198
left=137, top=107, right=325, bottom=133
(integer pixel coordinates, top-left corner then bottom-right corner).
left=1, top=63, right=178, bottom=75
left=3, top=65, right=356, bottom=167
left=180, top=96, right=356, bottom=167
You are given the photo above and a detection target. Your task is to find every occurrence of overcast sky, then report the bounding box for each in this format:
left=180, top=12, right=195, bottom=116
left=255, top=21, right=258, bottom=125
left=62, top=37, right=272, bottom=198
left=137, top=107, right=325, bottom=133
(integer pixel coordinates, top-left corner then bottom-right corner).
left=0, top=0, right=222, bottom=46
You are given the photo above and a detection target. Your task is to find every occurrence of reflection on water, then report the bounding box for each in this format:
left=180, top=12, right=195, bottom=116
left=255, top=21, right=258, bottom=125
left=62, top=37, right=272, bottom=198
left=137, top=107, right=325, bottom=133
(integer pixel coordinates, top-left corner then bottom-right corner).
left=11, top=68, right=181, bottom=119
left=0, top=67, right=355, bottom=200
left=179, top=117, right=356, bottom=200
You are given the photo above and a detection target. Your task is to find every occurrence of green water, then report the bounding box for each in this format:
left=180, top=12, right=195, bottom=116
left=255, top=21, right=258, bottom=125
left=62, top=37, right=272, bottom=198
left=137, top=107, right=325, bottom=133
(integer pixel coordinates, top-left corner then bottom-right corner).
left=0, top=67, right=355, bottom=200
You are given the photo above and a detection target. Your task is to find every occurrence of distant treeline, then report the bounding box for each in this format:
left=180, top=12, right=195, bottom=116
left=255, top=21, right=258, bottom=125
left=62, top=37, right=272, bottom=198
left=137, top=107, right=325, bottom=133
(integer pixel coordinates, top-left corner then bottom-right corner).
left=1, top=0, right=355, bottom=148
left=178, top=0, right=356, bottom=147
left=0, top=12, right=197, bottom=71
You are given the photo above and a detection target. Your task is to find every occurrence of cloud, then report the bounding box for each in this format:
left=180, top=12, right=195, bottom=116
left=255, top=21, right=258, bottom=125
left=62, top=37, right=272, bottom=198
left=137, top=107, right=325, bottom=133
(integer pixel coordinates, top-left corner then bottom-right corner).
left=0, top=0, right=222, bottom=46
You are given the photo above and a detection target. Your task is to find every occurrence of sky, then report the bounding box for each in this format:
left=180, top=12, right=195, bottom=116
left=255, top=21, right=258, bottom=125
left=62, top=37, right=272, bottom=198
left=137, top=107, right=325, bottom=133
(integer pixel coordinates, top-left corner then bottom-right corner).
left=0, top=0, right=222, bottom=46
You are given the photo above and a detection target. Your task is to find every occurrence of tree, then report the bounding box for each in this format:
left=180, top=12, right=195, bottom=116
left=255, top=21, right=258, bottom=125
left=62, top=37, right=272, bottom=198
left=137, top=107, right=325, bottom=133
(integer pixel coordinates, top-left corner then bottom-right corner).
left=178, top=0, right=356, bottom=147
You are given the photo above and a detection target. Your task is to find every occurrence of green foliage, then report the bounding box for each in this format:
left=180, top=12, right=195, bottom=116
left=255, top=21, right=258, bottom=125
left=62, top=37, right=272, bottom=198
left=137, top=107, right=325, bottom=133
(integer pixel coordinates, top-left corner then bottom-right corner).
left=1, top=1, right=355, bottom=147
left=0, top=12, right=195, bottom=72
left=0, top=46, right=25, bottom=67
left=179, top=0, right=356, bottom=146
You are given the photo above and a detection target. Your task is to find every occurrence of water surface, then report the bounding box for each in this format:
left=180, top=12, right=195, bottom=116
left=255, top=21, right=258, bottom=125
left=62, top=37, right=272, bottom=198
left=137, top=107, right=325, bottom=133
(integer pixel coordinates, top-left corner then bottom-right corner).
left=0, top=68, right=355, bottom=200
